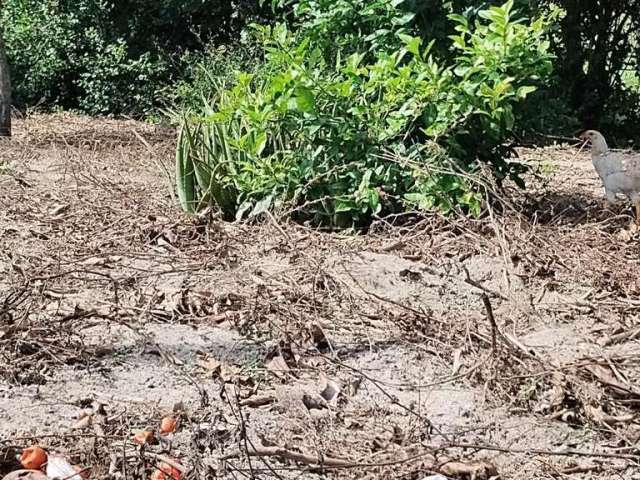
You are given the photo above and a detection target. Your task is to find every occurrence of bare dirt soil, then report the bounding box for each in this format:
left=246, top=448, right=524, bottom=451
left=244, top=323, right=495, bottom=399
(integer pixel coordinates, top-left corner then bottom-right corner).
left=1, top=114, right=639, bottom=479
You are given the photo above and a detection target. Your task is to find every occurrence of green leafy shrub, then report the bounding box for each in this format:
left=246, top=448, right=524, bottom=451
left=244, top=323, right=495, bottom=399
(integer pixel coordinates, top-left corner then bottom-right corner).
left=272, top=0, right=416, bottom=58
left=176, top=0, right=553, bottom=226
left=1, top=0, right=270, bottom=115
left=2, top=0, right=165, bottom=115
left=75, top=39, right=169, bottom=115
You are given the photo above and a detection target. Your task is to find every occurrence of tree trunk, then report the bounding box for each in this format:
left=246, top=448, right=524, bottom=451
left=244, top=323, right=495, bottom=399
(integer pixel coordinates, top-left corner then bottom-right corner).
left=0, top=26, right=11, bottom=137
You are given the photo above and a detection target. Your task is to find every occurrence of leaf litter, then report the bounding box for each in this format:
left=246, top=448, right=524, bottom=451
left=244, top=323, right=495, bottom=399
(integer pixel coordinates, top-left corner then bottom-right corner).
left=0, top=115, right=639, bottom=479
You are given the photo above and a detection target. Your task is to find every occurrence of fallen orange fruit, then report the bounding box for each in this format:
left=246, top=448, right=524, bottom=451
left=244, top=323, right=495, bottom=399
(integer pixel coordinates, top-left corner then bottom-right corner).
left=20, top=446, right=48, bottom=470
left=159, top=415, right=177, bottom=435
left=132, top=430, right=155, bottom=445
left=150, top=462, right=181, bottom=480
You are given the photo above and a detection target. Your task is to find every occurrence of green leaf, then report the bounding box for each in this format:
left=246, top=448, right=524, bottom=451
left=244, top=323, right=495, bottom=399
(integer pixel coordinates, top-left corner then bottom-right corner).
left=254, top=131, right=267, bottom=156
left=295, top=86, right=316, bottom=113
left=175, top=125, right=197, bottom=213
left=392, top=12, right=415, bottom=26
left=448, top=14, right=468, bottom=27
left=450, top=34, right=467, bottom=50
left=504, top=108, right=515, bottom=130
left=369, top=189, right=381, bottom=214
left=334, top=198, right=357, bottom=213
left=516, top=85, right=537, bottom=99
left=398, top=33, right=422, bottom=58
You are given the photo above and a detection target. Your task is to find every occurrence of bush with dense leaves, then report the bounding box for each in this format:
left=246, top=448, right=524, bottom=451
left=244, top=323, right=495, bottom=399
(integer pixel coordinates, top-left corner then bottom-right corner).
left=176, top=0, right=553, bottom=227
left=1, top=0, right=269, bottom=115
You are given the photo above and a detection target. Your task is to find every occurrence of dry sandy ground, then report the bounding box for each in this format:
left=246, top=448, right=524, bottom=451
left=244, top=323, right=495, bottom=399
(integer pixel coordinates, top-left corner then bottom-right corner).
left=0, top=114, right=639, bottom=479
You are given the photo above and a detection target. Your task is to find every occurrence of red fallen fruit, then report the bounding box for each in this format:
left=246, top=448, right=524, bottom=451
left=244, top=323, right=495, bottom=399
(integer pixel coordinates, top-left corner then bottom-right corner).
left=20, top=446, right=47, bottom=470
left=150, top=462, right=181, bottom=480
left=159, top=415, right=177, bottom=436
left=132, top=430, right=155, bottom=445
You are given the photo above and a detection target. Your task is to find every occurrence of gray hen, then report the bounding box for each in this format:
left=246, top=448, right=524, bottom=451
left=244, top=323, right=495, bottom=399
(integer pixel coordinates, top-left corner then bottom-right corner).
left=579, top=129, right=640, bottom=224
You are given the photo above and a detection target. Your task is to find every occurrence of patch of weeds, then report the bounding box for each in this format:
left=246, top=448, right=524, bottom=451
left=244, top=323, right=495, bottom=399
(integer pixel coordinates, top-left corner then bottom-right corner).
left=0, top=162, right=16, bottom=176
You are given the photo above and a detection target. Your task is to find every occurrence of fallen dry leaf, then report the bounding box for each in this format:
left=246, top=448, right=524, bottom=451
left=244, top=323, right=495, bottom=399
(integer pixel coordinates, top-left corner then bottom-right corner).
left=534, top=384, right=566, bottom=414
left=586, top=405, right=635, bottom=425
left=391, top=425, right=405, bottom=445
left=302, top=393, right=327, bottom=411
left=20, top=446, right=47, bottom=470
left=440, top=460, right=498, bottom=479
left=308, top=323, right=330, bottom=351
left=240, top=394, right=276, bottom=408
left=346, top=376, right=363, bottom=397
left=372, top=436, right=390, bottom=451
left=451, top=348, right=463, bottom=376
left=319, top=376, right=341, bottom=404
left=344, top=417, right=363, bottom=429
left=47, top=454, right=83, bottom=480
left=198, top=357, right=222, bottom=374
left=73, top=465, right=90, bottom=480
left=49, top=203, right=69, bottom=217
left=150, top=460, right=182, bottom=480
left=198, top=356, right=250, bottom=384
left=266, top=355, right=291, bottom=380
left=583, top=364, right=639, bottom=397
left=70, top=414, right=93, bottom=430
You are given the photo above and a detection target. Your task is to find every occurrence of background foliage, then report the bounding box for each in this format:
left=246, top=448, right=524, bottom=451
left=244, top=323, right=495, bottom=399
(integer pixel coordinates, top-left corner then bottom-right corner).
left=1, top=0, right=269, bottom=115
left=535, top=0, right=640, bottom=143
left=1, top=0, right=638, bottom=143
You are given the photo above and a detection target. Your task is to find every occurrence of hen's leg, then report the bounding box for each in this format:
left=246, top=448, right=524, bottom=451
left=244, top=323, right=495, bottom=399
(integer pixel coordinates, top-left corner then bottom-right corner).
left=604, top=190, right=616, bottom=211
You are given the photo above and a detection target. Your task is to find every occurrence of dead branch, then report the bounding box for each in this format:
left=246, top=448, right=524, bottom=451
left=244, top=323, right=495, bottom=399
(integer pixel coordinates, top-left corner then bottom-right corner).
left=239, top=395, right=276, bottom=408
left=481, top=293, right=498, bottom=353
left=221, top=446, right=353, bottom=467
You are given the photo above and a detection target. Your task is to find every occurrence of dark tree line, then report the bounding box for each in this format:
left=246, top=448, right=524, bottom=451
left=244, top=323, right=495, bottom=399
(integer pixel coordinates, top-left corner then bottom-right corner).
left=539, top=0, right=640, bottom=133
left=0, top=0, right=272, bottom=115
left=0, top=25, right=10, bottom=137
